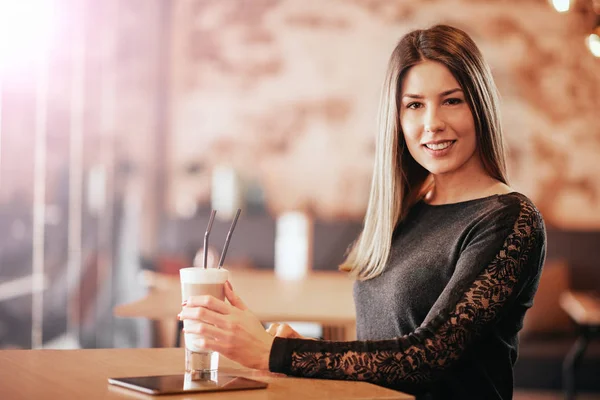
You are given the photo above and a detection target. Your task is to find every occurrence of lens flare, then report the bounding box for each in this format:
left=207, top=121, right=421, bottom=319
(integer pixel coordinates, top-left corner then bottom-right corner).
left=0, top=1, right=56, bottom=72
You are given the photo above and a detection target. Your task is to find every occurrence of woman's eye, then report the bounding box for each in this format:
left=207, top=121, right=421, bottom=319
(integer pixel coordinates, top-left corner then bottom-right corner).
left=444, top=98, right=463, bottom=106
left=406, top=102, right=423, bottom=110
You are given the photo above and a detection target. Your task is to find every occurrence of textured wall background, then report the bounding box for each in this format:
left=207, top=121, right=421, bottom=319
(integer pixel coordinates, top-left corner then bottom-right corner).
left=168, top=0, right=600, bottom=229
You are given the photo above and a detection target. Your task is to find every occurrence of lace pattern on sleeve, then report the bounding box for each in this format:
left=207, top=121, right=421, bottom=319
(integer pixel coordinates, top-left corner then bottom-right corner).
left=279, top=201, right=543, bottom=386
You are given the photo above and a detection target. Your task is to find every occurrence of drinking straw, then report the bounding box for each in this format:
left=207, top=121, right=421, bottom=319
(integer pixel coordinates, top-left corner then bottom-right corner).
left=218, top=209, right=241, bottom=268
left=203, top=210, right=217, bottom=269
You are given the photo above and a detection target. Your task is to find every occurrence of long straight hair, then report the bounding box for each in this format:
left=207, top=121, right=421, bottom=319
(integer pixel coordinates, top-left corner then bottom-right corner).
left=341, top=25, right=508, bottom=280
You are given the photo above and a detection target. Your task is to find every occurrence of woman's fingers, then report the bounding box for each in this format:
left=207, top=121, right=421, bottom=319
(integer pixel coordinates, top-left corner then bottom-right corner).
left=189, top=323, right=274, bottom=370
left=225, top=281, right=248, bottom=311
left=266, top=323, right=280, bottom=335
left=186, top=295, right=230, bottom=315
left=179, top=291, right=275, bottom=370
left=266, top=322, right=304, bottom=338
left=184, top=322, right=229, bottom=341
left=276, top=323, right=299, bottom=338
left=180, top=304, right=229, bottom=327
left=187, top=324, right=246, bottom=356
left=183, top=321, right=216, bottom=339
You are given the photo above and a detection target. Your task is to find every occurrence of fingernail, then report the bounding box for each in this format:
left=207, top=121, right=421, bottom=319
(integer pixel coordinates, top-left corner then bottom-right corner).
left=181, top=300, right=187, bottom=306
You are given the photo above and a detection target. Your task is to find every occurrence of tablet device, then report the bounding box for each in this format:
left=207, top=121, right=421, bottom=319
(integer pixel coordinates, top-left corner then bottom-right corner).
left=108, top=374, right=268, bottom=395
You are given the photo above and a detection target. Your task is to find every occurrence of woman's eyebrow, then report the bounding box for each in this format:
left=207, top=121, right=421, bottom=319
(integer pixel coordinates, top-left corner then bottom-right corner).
left=402, top=88, right=463, bottom=100
left=440, top=88, right=463, bottom=96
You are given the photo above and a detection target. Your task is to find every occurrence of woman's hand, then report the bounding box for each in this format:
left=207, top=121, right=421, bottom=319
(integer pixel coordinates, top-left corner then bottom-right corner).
left=266, top=323, right=310, bottom=340
left=179, top=281, right=274, bottom=370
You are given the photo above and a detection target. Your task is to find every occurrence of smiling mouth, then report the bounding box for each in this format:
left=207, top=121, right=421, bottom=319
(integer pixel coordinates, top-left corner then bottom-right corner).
left=423, top=140, right=455, bottom=150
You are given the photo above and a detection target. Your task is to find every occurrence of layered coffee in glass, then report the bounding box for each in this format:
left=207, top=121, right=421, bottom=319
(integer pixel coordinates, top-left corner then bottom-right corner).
left=180, top=267, right=229, bottom=380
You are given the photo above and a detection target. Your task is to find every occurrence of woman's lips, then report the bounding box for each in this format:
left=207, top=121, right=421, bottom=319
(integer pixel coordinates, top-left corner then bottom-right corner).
left=422, top=140, right=456, bottom=157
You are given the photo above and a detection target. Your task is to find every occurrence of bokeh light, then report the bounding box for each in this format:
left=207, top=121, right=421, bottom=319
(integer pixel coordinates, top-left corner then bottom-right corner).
left=586, top=33, right=600, bottom=57
left=551, top=0, right=571, bottom=13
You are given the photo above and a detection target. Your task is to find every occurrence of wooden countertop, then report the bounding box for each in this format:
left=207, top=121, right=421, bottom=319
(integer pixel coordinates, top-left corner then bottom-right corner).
left=0, top=348, right=413, bottom=399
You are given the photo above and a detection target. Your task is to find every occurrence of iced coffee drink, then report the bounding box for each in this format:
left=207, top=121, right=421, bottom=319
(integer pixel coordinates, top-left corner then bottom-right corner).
left=180, top=267, right=229, bottom=379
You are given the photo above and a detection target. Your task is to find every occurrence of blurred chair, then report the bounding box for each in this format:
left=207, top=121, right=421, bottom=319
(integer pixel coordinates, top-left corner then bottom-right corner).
left=137, top=269, right=182, bottom=348
left=0, top=274, right=47, bottom=303
left=560, top=290, right=600, bottom=400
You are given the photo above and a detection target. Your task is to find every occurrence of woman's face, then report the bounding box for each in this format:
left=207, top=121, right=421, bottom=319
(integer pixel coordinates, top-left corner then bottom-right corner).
left=399, top=60, right=480, bottom=178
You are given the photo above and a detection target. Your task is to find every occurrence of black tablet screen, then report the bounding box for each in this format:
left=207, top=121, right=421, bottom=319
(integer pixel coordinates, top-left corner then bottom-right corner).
left=108, top=373, right=268, bottom=395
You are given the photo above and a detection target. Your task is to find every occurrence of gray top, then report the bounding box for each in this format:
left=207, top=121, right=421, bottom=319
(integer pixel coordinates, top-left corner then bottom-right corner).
left=269, top=192, right=546, bottom=400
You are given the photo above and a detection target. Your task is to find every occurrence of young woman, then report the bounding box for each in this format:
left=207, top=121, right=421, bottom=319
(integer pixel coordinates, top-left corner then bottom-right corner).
left=179, top=25, right=546, bottom=399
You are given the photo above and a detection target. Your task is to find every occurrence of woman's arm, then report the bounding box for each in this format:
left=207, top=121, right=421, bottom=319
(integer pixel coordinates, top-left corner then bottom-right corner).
left=180, top=200, right=545, bottom=387
left=268, top=200, right=545, bottom=386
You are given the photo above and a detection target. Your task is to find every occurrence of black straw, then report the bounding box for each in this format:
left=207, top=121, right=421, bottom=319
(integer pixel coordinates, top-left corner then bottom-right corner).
left=203, top=210, right=217, bottom=269
left=218, top=209, right=241, bottom=268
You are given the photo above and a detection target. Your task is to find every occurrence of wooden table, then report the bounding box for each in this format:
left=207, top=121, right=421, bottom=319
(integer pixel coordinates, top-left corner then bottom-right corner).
left=114, top=269, right=357, bottom=343
left=0, top=348, right=413, bottom=399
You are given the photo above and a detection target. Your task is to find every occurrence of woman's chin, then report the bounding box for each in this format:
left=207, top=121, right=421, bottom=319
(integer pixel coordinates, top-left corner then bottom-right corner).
left=421, top=164, right=455, bottom=176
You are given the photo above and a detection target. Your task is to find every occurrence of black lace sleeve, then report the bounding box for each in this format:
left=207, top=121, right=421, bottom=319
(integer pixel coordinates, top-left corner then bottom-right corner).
left=268, top=200, right=545, bottom=387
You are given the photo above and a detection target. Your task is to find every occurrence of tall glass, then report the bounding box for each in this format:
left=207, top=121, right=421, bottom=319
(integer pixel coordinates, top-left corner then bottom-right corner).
left=180, top=267, right=229, bottom=380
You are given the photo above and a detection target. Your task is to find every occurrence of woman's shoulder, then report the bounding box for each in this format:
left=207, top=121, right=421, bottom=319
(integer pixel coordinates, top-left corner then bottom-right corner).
left=473, top=192, right=546, bottom=244
left=494, top=192, right=542, bottom=217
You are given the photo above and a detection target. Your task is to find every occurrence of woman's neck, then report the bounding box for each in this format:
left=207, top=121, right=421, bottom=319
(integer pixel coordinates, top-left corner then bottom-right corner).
left=424, top=164, right=512, bottom=206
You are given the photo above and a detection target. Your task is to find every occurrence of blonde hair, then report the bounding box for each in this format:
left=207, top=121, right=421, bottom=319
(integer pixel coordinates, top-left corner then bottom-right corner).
left=341, top=25, right=508, bottom=280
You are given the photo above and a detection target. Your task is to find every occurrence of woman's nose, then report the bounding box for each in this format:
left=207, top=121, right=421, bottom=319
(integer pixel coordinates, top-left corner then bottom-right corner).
left=424, top=108, right=445, bottom=133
